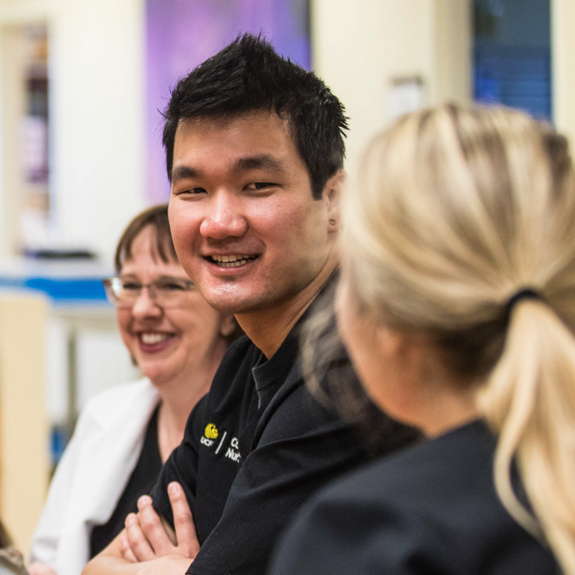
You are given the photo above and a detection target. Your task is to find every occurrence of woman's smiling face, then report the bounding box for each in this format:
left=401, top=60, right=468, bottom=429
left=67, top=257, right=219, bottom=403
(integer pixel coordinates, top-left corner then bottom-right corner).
left=116, top=225, right=233, bottom=388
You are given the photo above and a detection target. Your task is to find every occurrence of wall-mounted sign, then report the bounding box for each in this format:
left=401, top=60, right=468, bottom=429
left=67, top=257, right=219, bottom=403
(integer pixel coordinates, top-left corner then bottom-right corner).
left=388, top=76, right=425, bottom=122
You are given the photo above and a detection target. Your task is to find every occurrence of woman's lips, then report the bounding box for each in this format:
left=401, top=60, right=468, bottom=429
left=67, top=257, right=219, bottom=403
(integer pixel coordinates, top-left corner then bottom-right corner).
left=137, top=332, right=176, bottom=353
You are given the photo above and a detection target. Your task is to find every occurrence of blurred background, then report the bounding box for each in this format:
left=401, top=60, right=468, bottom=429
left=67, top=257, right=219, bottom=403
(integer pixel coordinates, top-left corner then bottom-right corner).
left=0, top=0, right=571, bottom=555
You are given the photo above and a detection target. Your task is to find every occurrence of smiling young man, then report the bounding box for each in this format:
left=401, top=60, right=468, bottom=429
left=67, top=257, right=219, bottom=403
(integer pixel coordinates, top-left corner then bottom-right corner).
left=84, top=35, right=417, bottom=575
left=168, top=111, right=340, bottom=357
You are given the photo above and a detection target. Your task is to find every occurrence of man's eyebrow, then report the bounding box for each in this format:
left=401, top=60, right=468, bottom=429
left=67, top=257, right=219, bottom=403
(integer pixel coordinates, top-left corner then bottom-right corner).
left=171, top=165, right=202, bottom=181
left=171, top=155, right=285, bottom=181
left=232, top=155, right=285, bottom=173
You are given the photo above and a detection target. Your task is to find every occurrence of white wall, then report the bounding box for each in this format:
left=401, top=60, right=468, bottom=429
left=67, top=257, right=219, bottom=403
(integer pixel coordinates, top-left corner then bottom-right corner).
left=312, top=0, right=472, bottom=176
left=76, top=329, right=140, bottom=412
left=50, top=0, right=146, bottom=265
left=0, top=0, right=146, bottom=265
left=46, top=316, right=140, bottom=426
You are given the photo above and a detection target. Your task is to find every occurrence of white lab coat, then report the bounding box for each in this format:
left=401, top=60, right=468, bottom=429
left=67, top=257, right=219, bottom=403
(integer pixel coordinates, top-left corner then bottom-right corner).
left=30, top=378, right=160, bottom=575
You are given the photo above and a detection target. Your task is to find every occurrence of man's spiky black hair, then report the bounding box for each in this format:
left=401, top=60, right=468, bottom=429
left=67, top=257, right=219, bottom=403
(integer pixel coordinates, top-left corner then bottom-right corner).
left=162, top=33, right=348, bottom=199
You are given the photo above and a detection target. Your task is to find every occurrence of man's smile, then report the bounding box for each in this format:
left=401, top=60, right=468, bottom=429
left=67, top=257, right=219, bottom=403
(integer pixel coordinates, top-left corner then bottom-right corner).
left=206, top=254, right=260, bottom=268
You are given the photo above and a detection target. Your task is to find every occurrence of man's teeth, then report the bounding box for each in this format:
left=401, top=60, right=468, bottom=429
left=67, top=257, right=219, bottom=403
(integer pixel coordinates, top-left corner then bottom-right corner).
left=211, top=254, right=257, bottom=267
left=140, top=333, right=169, bottom=345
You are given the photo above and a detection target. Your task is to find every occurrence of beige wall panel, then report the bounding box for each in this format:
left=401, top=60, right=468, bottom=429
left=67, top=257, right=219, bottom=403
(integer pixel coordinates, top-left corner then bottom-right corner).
left=0, top=27, right=26, bottom=256
left=0, top=293, right=49, bottom=555
left=434, top=0, right=472, bottom=105
left=552, top=0, right=575, bottom=148
left=0, top=0, right=53, bottom=22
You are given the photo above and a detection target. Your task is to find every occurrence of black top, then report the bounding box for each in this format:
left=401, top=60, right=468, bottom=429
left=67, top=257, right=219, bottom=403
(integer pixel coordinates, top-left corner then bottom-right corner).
left=90, top=406, right=162, bottom=558
left=149, top=276, right=418, bottom=575
left=271, top=420, right=560, bottom=575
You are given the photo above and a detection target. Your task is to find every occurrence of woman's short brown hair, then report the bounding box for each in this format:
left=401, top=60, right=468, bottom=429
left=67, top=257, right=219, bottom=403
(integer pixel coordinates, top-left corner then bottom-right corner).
left=114, top=204, right=178, bottom=273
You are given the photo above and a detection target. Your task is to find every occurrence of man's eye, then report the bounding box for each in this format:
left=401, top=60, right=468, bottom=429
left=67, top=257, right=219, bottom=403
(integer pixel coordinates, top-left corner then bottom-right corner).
left=246, top=182, right=275, bottom=191
left=177, top=187, right=207, bottom=195
left=122, top=282, right=141, bottom=291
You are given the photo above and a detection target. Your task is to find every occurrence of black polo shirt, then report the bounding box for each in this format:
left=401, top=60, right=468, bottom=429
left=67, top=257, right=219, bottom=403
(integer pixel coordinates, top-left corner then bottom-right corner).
left=150, top=277, right=418, bottom=575
left=271, top=420, right=559, bottom=575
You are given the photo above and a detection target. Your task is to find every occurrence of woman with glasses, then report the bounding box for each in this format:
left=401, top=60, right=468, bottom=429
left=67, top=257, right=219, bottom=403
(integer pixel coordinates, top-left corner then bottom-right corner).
left=29, top=205, right=238, bottom=575
left=272, top=105, right=572, bottom=574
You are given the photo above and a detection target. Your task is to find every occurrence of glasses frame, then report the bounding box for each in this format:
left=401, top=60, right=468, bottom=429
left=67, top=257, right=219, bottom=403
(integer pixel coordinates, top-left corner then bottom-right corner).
left=102, top=276, right=196, bottom=308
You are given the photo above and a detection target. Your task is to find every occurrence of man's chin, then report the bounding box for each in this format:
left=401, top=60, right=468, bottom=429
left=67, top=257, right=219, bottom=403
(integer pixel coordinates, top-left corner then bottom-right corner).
left=204, top=299, right=261, bottom=315
left=202, top=290, right=270, bottom=315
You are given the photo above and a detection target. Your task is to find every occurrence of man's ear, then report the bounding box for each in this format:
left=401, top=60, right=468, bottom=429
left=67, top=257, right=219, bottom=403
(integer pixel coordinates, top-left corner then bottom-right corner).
left=323, top=170, right=346, bottom=232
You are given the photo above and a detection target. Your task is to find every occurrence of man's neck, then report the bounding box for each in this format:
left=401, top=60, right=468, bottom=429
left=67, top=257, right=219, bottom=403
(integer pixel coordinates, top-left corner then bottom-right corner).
left=236, top=256, right=338, bottom=359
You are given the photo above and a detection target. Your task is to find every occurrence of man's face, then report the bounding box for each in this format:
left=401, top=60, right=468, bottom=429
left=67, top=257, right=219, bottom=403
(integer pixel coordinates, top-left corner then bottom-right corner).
left=168, top=111, right=339, bottom=314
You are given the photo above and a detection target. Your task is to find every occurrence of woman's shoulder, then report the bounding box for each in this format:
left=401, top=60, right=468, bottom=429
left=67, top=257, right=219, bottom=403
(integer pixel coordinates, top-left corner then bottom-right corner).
left=273, top=420, right=557, bottom=575
left=315, top=419, right=494, bottom=504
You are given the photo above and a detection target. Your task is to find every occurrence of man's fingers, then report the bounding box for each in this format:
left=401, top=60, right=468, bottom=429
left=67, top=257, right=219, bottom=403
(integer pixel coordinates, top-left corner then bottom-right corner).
left=28, top=562, right=58, bottom=575
left=137, top=495, right=174, bottom=555
left=118, top=531, right=138, bottom=563
left=124, top=513, right=156, bottom=561
left=168, top=482, right=200, bottom=558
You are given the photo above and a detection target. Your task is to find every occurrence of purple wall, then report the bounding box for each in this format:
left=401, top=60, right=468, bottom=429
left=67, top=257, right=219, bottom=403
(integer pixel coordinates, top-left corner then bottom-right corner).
left=146, top=0, right=311, bottom=202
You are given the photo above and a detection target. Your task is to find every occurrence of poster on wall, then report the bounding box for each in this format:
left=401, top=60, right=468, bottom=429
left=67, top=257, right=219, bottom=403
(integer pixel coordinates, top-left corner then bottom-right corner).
left=146, top=0, right=311, bottom=202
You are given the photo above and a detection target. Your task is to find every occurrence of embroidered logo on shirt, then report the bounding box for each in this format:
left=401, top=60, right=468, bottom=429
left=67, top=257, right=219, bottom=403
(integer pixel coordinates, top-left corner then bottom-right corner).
left=204, top=423, right=219, bottom=439
left=201, top=423, right=219, bottom=447
left=199, top=426, right=241, bottom=463
left=225, top=437, right=241, bottom=463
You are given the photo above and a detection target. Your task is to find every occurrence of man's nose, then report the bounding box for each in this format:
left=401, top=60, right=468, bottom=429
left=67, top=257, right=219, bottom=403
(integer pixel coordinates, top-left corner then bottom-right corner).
left=131, top=287, right=162, bottom=318
left=199, top=191, right=248, bottom=239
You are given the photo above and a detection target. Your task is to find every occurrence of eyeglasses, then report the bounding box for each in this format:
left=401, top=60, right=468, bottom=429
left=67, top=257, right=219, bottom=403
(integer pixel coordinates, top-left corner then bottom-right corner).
left=102, top=276, right=196, bottom=308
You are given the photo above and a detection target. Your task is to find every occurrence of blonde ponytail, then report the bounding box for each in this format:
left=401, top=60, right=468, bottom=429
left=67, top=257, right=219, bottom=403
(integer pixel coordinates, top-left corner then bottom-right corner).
left=480, top=299, right=575, bottom=572
left=342, top=104, right=575, bottom=573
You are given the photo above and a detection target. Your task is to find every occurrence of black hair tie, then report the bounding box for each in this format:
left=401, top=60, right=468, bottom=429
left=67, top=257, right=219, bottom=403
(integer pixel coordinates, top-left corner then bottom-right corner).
left=504, top=288, right=542, bottom=321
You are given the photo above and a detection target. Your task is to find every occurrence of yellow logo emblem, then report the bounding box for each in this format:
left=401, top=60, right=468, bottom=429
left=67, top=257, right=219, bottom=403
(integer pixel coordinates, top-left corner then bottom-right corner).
left=205, top=424, right=218, bottom=439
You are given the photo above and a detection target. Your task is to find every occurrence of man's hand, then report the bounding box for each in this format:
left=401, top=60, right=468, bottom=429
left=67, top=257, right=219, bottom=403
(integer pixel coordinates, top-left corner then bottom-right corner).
left=28, top=562, right=57, bottom=575
left=120, top=482, right=200, bottom=563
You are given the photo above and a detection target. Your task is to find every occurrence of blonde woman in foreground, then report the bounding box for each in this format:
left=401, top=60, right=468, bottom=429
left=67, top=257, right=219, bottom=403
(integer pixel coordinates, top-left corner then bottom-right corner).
left=271, top=105, right=572, bottom=574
